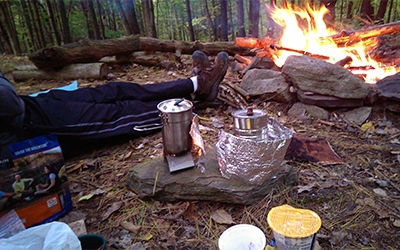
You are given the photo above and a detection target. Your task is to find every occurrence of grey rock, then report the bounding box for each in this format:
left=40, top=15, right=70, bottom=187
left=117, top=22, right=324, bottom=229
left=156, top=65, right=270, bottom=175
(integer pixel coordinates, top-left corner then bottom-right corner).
left=126, top=146, right=297, bottom=205
left=297, top=90, right=364, bottom=108
left=342, top=107, right=372, bottom=125
left=376, top=72, right=400, bottom=101
left=282, top=55, right=371, bottom=99
left=239, top=69, right=297, bottom=103
left=288, top=102, right=330, bottom=121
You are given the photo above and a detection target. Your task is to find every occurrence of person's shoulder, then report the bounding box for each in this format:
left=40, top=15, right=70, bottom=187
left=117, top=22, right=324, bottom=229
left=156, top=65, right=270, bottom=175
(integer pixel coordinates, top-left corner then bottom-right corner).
left=49, top=173, right=57, bottom=178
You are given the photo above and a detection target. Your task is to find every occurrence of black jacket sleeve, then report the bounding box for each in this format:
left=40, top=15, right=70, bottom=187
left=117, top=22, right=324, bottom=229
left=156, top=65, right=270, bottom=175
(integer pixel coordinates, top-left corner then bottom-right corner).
left=0, top=73, right=24, bottom=118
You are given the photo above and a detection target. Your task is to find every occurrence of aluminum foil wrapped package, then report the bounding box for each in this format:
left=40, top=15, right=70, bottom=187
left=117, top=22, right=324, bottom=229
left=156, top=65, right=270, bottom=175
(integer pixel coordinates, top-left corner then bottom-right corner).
left=216, top=118, right=293, bottom=184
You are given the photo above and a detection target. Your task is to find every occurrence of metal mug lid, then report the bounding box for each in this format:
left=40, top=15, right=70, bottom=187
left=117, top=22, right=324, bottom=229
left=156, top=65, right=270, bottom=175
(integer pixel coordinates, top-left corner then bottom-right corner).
left=232, top=107, right=269, bottom=130
left=157, top=98, right=193, bottom=113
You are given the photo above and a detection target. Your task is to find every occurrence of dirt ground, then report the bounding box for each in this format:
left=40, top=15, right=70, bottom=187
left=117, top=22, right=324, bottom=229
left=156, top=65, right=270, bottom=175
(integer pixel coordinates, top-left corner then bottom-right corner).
left=2, top=54, right=400, bottom=250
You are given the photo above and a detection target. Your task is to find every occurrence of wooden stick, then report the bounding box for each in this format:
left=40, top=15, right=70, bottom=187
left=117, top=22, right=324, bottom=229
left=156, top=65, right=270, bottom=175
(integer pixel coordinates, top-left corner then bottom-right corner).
left=269, top=44, right=330, bottom=60
left=225, top=82, right=251, bottom=101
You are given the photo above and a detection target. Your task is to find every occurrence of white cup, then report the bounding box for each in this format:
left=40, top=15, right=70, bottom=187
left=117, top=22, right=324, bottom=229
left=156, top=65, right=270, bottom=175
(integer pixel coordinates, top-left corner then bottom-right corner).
left=218, top=224, right=266, bottom=250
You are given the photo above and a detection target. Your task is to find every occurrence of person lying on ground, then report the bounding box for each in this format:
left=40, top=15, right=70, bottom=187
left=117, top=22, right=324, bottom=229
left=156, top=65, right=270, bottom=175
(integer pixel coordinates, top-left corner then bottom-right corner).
left=0, top=51, right=229, bottom=159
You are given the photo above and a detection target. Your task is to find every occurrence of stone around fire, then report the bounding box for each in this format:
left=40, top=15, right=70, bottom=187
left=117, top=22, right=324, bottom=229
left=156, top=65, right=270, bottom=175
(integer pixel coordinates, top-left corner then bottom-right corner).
left=282, top=55, right=371, bottom=99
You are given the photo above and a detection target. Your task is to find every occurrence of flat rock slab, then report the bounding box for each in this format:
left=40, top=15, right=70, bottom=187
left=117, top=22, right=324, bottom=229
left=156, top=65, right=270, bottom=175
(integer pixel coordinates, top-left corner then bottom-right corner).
left=126, top=146, right=297, bottom=205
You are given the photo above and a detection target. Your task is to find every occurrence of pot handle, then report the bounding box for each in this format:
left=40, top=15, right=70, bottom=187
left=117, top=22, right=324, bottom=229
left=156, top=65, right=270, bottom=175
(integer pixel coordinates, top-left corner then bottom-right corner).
left=133, top=123, right=163, bottom=131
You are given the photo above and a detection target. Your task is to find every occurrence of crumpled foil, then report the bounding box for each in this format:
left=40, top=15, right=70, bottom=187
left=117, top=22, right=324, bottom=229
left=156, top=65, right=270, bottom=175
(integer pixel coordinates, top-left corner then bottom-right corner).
left=190, top=114, right=206, bottom=173
left=216, top=118, right=293, bottom=184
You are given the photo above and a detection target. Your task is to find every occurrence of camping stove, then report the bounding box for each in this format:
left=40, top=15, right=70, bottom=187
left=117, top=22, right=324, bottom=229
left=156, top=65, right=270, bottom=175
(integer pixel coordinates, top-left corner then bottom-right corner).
left=165, top=151, right=195, bottom=173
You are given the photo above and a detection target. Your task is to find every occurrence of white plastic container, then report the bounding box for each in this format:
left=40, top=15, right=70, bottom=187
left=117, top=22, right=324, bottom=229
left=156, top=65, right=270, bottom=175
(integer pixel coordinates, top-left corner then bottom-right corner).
left=218, top=224, right=266, bottom=250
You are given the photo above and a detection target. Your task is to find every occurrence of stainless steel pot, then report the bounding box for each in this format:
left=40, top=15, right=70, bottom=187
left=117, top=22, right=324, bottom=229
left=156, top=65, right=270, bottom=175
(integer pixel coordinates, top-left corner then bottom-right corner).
left=232, top=107, right=269, bottom=140
left=134, top=98, right=193, bottom=155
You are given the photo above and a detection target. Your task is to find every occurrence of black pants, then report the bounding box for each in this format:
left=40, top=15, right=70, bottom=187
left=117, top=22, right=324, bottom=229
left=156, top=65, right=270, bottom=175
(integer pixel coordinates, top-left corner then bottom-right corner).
left=21, top=79, right=194, bottom=158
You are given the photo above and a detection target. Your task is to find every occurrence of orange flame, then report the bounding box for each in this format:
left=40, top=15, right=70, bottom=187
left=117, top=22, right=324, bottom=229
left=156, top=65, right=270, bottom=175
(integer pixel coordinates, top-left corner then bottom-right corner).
left=267, top=3, right=398, bottom=83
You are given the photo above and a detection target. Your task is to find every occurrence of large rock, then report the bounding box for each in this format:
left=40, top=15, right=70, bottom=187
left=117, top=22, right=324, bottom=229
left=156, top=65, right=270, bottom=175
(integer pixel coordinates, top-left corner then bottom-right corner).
left=239, top=69, right=297, bottom=103
left=296, top=90, right=364, bottom=108
left=126, top=146, right=297, bottom=205
left=376, top=72, right=400, bottom=101
left=282, top=55, right=371, bottom=99
left=375, top=72, right=400, bottom=113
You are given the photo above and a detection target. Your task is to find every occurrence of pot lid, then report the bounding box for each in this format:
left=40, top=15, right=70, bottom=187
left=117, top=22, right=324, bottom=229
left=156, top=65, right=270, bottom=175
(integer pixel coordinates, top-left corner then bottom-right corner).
left=232, top=107, right=268, bottom=129
left=157, top=98, right=193, bottom=113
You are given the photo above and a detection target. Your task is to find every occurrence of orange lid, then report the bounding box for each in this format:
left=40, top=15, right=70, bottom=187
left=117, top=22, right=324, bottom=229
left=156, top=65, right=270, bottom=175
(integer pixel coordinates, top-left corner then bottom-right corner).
left=267, top=204, right=321, bottom=238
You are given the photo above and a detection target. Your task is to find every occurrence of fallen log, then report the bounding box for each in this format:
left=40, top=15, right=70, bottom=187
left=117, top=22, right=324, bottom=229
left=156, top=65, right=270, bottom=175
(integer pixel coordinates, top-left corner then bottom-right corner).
left=29, top=35, right=141, bottom=70
left=139, top=37, right=252, bottom=56
left=13, top=63, right=108, bottom=82
left=29, top=36, right=254, bottom=70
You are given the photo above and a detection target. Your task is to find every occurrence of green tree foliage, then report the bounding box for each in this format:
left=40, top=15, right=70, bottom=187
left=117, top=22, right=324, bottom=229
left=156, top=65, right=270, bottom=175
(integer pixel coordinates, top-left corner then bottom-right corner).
left=0, top=0, right=399, bottom=55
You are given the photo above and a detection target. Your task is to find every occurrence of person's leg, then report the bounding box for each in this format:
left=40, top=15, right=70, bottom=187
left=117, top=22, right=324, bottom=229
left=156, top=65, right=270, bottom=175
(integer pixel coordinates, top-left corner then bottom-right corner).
left=37, top=78, right=195, bottom=103
left=24, top=97, right=162, bottom=141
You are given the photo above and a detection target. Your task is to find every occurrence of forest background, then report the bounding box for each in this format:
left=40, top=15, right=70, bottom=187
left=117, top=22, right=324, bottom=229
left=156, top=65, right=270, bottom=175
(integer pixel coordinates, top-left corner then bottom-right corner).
left=1, top=0, right=399, bottom=56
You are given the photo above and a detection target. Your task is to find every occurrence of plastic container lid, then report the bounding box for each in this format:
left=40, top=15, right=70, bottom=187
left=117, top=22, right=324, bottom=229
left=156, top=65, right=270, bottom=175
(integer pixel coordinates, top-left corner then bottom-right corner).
left=267, top=204, right=321, bottom=238
left=157, top=98, right=193, bottom=113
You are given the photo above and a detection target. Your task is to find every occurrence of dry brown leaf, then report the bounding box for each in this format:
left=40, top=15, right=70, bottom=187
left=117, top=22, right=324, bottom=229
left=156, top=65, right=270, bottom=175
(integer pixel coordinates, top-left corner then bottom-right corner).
left=101, top=201, right=123, bottom=221
left=211, top=209, right=235, bottom=225
left=183, top=202, right=200, bottom=222
left=120, top=220, right=141, bottom=234
left=66, top=161, right=85, bottom=174
left=297, top=182, right=317, bottom=193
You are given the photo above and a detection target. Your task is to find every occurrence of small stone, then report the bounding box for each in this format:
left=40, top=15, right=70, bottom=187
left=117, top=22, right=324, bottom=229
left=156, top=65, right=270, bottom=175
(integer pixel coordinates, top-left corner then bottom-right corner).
left=373, top=188, right=387, bottom=196
left=375, top=180, right=389, bottom=187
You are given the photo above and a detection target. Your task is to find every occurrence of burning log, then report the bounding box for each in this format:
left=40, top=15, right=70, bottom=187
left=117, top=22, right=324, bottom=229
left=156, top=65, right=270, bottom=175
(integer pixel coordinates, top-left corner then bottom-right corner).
left=322, top=20, right=400, bottom=47
left=269, top=44, right=330, bottom=60
left=234, top=37, right=330, bottom=60
left=334, top=56, right=353, bottom=67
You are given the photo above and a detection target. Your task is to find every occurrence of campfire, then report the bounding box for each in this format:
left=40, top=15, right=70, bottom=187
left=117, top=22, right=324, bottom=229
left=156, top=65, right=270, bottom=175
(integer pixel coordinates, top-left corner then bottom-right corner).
left=235, top=2, right=399, bottom=84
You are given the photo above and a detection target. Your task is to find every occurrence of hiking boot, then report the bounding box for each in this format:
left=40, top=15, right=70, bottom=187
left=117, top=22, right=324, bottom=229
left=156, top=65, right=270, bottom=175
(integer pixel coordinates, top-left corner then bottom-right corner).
left=195, top=51, right=229, bottom=101
left=191, top=50, right=210, bottom=77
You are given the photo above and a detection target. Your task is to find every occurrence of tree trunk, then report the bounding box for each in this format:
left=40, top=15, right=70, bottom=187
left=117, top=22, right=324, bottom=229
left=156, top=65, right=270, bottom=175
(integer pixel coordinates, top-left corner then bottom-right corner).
left=386, top=0, right=394, bottom=23
left=0, top=1, right=21, bottom=54
left=249, top=0, right=260, bottom=38
left=81, top=0, right=94, bottom=39
left=13, top=63, right=109, bottom=82
left=24, top=0, right=40, bottom=50
left=58, top=0, right=72, bottom=44
left=346, top=1, right=354, bottom=19
left=95, top=0, right=106, bottom=38
left=142, top=0, right=157, bottom=38
left=360, top=0, right=374, bottom=20
left=29, top=35, right=141, bottom=69
left=219, top=0, right=228, bottom=41
left=204, top=0, right=217, bottom=41
left=31, top=0, right=46, bottom=48
left=86, top=0, right=101, bottom=40
left=124, top=0, right=140, bottom=35
left=236, top=0, right=246, bottom=37
left=185, top=0, right=195, bottom=41
left=375, top=0, right=388, bottom=21
left=45, top=0, right=61, bottom=45
left=114, top=0, right=131, bottom=35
